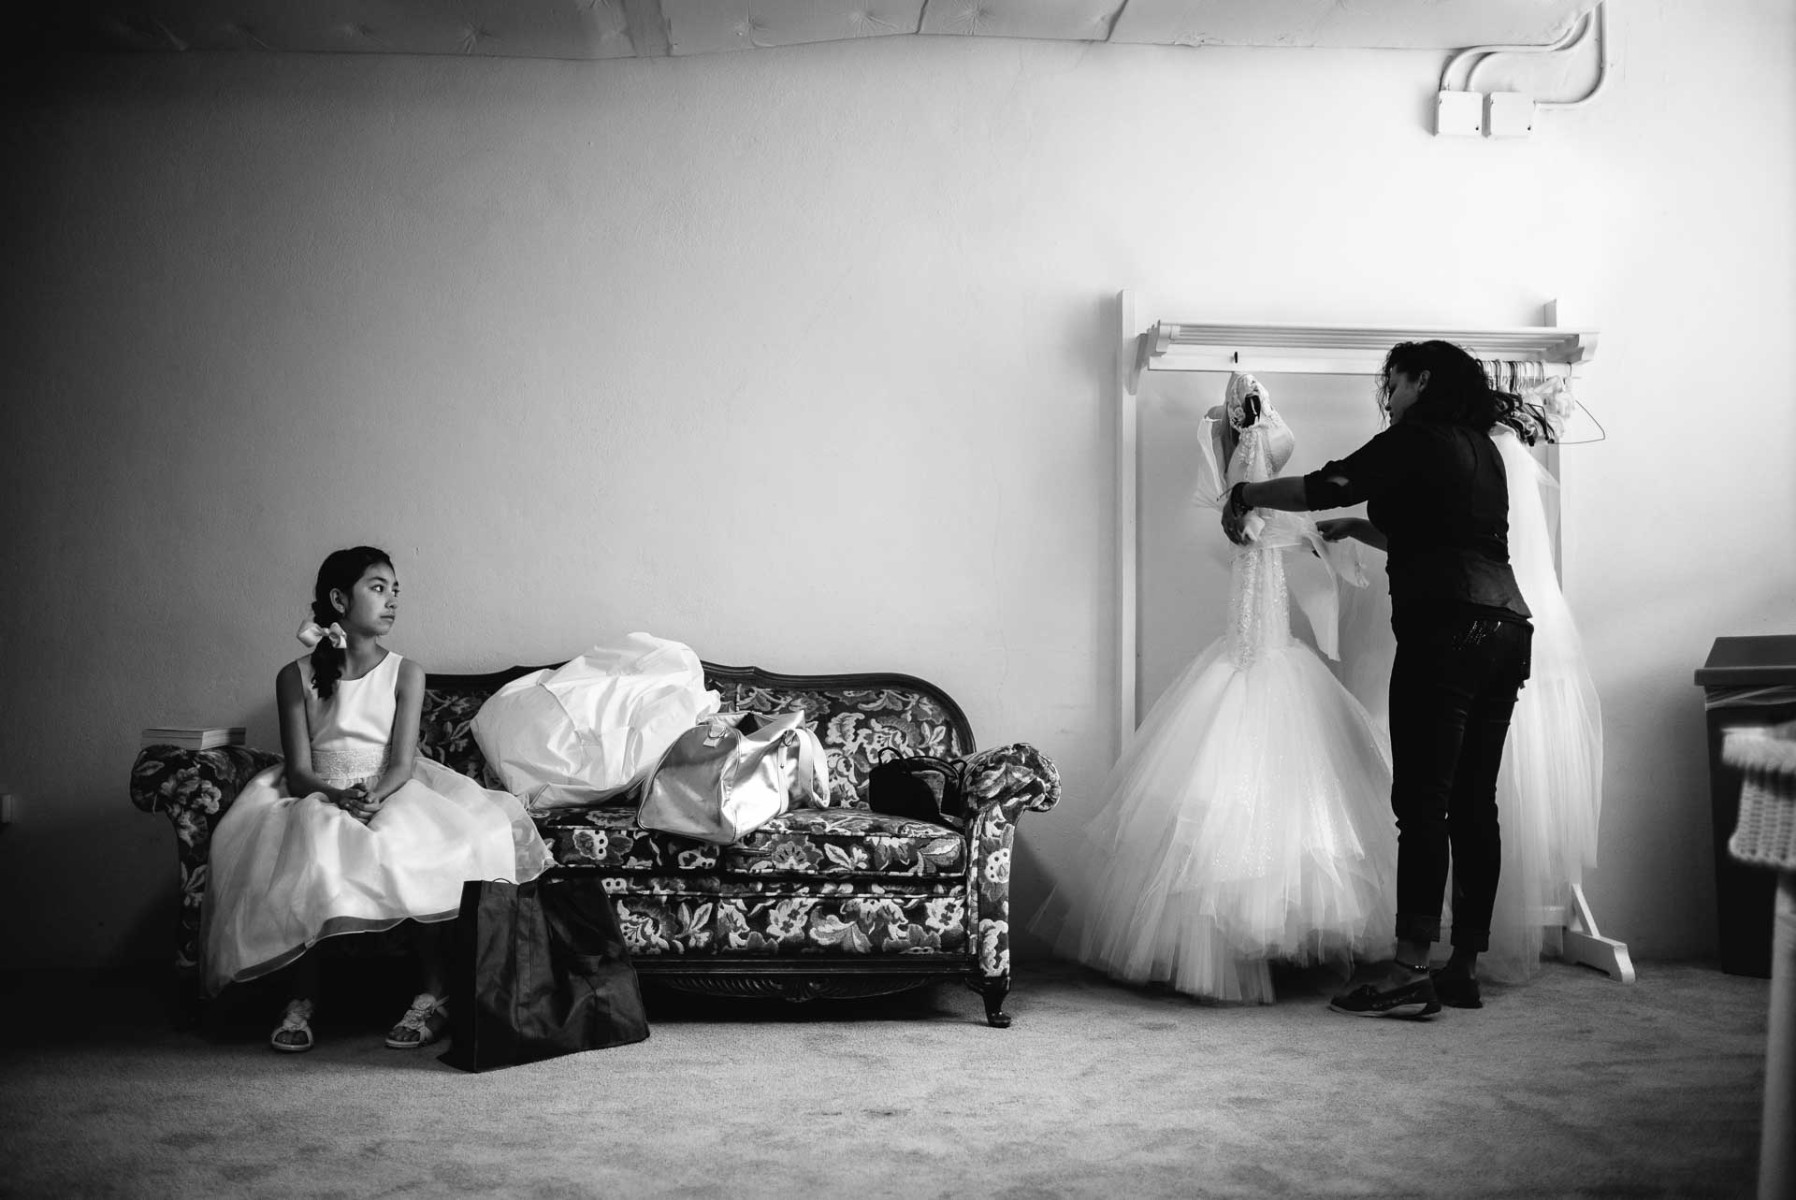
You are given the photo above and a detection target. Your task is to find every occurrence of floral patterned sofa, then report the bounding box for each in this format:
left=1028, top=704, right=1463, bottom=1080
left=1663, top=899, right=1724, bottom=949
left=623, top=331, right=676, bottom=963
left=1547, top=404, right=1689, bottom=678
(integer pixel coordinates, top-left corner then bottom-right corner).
left=131, top=661, right=1059, bottom=1027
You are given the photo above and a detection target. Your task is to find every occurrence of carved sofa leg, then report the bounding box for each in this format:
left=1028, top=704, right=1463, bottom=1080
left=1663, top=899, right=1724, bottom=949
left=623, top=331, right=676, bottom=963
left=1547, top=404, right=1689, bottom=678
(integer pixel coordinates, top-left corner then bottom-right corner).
left=981, top=973, right=1011, bottom=1028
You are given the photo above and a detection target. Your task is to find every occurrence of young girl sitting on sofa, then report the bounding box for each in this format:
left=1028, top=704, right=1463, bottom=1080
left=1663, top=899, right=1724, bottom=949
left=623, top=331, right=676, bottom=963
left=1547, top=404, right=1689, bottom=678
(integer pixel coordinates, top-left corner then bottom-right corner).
left=201, top=546, right=555, bottom=1052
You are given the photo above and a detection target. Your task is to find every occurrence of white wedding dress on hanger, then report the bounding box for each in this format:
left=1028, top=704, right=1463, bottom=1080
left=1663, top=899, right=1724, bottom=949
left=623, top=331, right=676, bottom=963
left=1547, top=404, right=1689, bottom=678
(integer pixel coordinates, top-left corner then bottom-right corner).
left=1039, top=374, right=1396, bottom=1004
left=1332, top=422, right=1603, bottom=983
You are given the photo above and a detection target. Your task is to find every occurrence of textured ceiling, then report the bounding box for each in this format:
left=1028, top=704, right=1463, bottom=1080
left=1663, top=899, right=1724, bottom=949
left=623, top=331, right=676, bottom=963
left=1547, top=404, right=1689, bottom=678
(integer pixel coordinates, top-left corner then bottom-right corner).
left=35, top=0, right=1603, bottom=60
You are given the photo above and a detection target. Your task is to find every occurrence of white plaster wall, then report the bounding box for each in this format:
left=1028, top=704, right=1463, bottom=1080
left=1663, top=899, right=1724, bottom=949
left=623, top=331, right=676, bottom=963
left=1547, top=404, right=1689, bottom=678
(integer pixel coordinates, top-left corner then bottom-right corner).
left=1, top=0, right=1791, bottom=972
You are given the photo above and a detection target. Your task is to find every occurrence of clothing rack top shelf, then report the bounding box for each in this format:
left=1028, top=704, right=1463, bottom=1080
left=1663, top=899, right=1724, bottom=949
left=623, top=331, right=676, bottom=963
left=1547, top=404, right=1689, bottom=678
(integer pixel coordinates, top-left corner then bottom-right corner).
left=1130, top=317, right=1598, bottom=393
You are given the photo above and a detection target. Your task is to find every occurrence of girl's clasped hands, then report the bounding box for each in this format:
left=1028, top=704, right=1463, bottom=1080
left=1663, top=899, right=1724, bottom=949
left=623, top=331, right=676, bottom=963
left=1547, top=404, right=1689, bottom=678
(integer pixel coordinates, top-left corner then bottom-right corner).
left=330, top=785, right=385, bottom=824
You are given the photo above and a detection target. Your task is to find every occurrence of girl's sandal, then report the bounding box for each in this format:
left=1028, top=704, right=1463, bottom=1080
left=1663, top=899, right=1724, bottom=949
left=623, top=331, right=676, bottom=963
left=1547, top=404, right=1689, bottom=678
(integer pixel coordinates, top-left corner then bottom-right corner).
left=270, top=998, right=316, bottom=1053
left=385, top=993, right=450, bottom=1049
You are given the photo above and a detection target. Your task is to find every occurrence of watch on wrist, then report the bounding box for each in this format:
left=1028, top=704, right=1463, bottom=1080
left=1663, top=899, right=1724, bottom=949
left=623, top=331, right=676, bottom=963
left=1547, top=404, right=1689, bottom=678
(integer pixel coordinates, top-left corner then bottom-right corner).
left=1229, top=482, right=1251, bottom=513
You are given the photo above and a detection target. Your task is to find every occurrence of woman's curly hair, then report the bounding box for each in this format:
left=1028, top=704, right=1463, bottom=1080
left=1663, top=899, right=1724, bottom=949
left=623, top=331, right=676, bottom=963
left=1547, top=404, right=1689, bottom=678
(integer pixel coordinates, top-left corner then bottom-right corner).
left=1382, top=340, right=1533, bottom=440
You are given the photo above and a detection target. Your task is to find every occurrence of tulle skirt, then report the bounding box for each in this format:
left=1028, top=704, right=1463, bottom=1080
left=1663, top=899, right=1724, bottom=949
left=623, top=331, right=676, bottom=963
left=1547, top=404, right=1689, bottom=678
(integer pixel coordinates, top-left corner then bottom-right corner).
left=1041, top=636, right=1396, bottom=1004
left=201, top=758, right=555, bottom=995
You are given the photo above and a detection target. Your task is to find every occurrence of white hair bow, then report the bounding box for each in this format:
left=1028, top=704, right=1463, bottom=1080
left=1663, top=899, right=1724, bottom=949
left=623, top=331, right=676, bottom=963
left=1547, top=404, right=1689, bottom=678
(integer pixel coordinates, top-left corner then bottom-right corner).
left=297, top=620, right=348, bottom=650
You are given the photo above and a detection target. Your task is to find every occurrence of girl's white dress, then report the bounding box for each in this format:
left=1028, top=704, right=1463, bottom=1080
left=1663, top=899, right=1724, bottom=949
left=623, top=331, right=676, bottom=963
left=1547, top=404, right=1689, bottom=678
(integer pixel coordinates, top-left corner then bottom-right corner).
left=1333, top=424, right=1603, bottom=983
left=1043, top=380, right=1397, bottom=1004
left=202, top=651, right=555, bottom=994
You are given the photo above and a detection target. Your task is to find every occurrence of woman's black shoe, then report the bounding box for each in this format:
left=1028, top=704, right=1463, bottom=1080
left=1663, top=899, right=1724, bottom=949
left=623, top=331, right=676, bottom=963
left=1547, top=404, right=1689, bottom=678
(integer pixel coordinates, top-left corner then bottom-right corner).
left=1328, top=974, right=1441, bottom=1019
left=1430, top=967, right=1483, bottom=1009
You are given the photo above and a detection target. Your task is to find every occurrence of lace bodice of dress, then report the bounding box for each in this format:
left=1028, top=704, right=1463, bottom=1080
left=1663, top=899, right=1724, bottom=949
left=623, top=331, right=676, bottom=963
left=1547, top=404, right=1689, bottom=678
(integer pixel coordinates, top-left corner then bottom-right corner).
left=297, top=652, right=400, bottom=788
left=1224, top=422, right=1295, bottom=669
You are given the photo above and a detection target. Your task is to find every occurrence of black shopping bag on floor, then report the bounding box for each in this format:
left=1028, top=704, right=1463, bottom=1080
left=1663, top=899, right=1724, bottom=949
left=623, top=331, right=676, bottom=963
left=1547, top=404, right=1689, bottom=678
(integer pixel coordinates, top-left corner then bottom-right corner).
left=438, top=875, right=649, bottom=1072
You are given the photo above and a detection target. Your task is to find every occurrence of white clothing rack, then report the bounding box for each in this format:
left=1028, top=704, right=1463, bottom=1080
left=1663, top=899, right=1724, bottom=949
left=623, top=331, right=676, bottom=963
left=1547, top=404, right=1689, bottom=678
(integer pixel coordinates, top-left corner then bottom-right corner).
left=1128, top=313, right=1597, bottom=393
left=1110, top=288, right=1631, bottom=983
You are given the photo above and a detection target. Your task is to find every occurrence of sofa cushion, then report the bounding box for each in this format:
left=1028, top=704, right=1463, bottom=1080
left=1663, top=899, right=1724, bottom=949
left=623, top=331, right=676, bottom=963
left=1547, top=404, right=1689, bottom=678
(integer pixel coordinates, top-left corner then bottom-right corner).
left=541, top=806, right=720, bottom=873
left=713, top=885, right=968, bottom=956
left=537, top=805, right=964, bottom=879
left=601, top=880, right=969, bottom=958
left=723, top=808, right=965, bottom=878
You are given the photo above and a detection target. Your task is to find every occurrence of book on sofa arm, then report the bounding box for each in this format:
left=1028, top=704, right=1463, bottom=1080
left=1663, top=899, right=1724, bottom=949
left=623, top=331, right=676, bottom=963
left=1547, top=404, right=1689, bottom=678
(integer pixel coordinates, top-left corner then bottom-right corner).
left=141, top=726, right=246, bottom=750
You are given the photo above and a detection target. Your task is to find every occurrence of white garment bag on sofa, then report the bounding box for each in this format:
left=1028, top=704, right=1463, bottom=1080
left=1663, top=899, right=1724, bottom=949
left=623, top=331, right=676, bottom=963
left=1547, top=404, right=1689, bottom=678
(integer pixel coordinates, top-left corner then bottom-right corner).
left=471, top=633, right=721, bottom=812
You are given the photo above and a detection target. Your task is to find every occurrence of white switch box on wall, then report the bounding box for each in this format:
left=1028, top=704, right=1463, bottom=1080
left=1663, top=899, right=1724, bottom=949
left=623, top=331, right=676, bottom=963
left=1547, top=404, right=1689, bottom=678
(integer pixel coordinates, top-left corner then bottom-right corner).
left=1435, top=91, right=1484, bottom=137
left=0, top=793, right=14, bottom=825
left=1486, top=92, right=1535, bottom=138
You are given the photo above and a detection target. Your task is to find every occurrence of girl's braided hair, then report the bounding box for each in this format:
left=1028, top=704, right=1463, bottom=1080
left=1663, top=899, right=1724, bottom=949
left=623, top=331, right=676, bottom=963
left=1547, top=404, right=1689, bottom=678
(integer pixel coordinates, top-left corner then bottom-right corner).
left=308, top=546, right=392, bottom=700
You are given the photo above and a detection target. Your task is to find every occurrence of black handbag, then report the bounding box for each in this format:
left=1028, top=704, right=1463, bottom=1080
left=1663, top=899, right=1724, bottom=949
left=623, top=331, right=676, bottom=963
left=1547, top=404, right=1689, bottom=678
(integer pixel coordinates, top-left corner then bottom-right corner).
left=866, top=750, right=964, bottom=824
left=438, top=875, right=649, bottom=1073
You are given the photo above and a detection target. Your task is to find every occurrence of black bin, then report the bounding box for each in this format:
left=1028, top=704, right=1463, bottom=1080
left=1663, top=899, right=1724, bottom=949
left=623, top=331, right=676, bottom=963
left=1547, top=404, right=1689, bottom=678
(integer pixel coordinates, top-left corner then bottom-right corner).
left=1695, top=634, right=1796, bottom=978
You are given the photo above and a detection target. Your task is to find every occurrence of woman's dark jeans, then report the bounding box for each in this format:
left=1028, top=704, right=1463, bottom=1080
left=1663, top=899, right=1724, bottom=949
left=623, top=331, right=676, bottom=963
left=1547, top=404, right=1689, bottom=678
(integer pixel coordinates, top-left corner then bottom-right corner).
left=1388, top=611, right=1533, bottom=952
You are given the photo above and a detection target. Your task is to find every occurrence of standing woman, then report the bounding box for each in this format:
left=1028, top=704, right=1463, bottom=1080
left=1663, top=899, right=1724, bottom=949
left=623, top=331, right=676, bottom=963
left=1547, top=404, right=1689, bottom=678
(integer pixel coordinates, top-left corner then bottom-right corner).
left=1221, top=340, right=1534, bottom=1019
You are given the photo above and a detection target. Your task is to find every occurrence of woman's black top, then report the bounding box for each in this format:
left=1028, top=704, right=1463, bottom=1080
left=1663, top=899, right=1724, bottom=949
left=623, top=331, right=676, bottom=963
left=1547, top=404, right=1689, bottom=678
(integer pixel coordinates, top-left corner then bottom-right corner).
left=1301, top=419, right=1531, bottom=625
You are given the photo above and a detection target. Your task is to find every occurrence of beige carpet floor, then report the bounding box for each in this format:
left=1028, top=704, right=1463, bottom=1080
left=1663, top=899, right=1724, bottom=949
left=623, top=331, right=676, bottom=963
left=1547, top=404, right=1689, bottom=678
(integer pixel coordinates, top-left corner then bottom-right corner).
left=0, top=959, right=1769, bottom=1199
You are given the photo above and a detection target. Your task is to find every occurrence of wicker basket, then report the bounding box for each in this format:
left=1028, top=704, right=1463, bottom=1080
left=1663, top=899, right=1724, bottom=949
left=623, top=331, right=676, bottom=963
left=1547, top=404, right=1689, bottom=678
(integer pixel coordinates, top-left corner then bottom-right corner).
left=1723, top=728, right=1796, bottom=870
